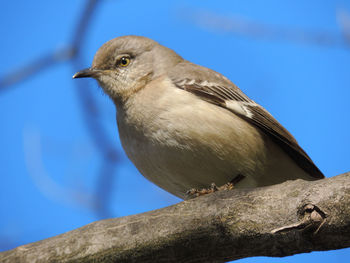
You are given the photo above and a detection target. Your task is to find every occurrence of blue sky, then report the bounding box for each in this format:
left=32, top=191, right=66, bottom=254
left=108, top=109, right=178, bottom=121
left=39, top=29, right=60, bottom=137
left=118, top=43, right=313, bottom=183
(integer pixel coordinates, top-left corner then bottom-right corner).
left=0, top=0, right=349, bottom=262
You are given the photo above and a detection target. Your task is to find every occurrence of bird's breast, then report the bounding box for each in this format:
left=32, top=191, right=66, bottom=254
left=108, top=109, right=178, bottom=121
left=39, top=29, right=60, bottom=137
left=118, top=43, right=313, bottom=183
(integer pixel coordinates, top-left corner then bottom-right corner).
left=115, top=77, right=274, bottom=198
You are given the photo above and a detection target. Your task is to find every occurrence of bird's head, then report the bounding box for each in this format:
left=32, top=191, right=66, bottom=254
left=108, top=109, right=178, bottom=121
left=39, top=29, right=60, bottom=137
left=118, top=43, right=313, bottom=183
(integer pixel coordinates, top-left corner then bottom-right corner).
left=73, top=35, right=183, bottom=104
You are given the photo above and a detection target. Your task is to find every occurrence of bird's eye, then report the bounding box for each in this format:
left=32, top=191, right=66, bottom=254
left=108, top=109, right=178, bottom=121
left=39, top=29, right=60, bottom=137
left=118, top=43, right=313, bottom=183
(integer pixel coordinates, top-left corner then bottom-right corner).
left=117, top=56, right=131, bottom=67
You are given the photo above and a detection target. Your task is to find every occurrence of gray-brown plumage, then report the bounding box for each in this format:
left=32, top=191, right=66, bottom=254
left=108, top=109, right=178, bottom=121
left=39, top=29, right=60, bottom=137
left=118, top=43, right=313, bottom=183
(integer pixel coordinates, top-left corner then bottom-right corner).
left=73, top=36, right=324, bottom=199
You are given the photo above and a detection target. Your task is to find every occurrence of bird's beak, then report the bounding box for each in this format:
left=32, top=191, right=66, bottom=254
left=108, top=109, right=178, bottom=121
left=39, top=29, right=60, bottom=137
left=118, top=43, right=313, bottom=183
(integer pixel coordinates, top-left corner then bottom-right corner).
left=72, top=68, right=100, bottom=79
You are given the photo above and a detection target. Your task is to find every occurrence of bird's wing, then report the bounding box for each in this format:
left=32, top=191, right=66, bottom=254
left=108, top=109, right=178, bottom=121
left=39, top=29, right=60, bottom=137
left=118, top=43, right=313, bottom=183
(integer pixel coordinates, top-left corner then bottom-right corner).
left=170, top=63, right=324, bottom=179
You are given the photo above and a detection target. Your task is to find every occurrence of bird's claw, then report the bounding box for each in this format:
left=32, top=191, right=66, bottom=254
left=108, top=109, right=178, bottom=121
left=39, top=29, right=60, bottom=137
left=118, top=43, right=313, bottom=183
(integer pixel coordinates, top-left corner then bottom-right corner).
left=185, top=182, right=235, bottom=200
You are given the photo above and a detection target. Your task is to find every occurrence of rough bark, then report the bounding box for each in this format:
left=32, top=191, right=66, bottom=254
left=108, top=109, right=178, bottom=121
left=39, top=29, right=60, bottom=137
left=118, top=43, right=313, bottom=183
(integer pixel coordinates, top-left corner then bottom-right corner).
left=1, top=172, right=350, bottom=263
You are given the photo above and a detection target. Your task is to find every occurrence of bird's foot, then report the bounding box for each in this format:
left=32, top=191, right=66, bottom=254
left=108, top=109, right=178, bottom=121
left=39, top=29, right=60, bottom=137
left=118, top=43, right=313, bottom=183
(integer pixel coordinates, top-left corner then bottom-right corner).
left=185, top=182, right=235, bottom=200
left=218, top=182, right=235, bottom=191
left=186, top=183, right=218, bottom=199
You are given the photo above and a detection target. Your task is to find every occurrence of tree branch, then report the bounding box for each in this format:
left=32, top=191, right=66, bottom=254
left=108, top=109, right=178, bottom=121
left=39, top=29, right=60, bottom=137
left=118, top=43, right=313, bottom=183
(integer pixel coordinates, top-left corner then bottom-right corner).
left=1, top=172, right=350, bottom=263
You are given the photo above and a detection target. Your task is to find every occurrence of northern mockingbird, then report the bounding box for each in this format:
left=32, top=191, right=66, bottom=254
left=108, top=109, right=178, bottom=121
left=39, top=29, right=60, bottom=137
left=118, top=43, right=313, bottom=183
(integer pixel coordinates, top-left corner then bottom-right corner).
left=73, top=35, right=324, bottom=199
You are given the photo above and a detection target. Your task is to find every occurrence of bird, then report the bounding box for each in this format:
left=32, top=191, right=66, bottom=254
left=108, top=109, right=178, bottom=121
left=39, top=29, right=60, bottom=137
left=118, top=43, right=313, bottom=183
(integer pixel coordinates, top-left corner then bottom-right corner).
left=73, top=35, right=324, bottom=199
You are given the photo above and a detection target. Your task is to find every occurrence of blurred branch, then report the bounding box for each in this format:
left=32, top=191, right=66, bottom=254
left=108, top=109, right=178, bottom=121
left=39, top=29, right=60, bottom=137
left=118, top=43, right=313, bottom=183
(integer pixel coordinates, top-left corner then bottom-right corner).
left=70, top=0, right=120, bottom=218
left=71, top=0, right=99, bottom=50
left=0, top=47, right=75, bottom=92
left=179, top=7, right=350, bottom=49
left=337, top=7, right=350, bottom=45
left=1, top=173, right=350, bottom=262
left=0, top=0, right=99, bottom=92
left=0, top=0, right=119, bottom=219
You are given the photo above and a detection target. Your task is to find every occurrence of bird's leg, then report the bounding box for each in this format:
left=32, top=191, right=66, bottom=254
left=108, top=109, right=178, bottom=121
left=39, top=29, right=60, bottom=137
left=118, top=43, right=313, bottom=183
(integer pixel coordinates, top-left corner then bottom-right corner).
left=230, top=174, right=245, bottom=185
left=185, top=174, right=245, bottom=199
